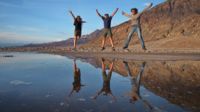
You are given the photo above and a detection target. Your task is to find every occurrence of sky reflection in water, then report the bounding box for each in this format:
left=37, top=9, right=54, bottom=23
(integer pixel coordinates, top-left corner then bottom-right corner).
left=0, top=52, right=199, bottom=112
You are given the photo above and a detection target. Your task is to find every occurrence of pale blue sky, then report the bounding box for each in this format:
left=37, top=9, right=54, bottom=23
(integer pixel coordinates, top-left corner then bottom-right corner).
left=0, top=0, right=165, bottom=46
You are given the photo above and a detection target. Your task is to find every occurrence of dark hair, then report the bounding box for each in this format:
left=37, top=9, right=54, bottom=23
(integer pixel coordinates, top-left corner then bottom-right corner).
left=104, top=13, right=109, bottom=17
left=131, top=8, right=138, bottom=13
left=75, top=16, right=82, bottom=21
left=74, top=16, right=82, bottom=25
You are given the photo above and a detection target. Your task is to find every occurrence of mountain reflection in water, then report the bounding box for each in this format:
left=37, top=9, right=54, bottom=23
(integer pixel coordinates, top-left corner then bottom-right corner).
left=0, top=52, right=199, bottom=112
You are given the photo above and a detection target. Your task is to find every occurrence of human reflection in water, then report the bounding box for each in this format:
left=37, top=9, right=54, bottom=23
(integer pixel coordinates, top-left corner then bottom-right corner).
left=93, top=58, right=116, bottom=101
left=69, top=59, right=84, bottom=97
left=124, top=61, right=167, bottom=112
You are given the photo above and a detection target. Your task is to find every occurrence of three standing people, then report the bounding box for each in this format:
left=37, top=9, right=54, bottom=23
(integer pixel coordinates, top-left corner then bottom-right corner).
left=68, top=3, right=153, bottom=51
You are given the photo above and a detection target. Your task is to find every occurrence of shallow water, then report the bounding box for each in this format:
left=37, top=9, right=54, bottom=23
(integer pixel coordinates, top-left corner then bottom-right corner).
left=0, top=52, right=199, bottom=112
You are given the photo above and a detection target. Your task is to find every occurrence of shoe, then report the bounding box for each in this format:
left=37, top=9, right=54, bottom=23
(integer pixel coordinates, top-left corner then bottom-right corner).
left=72, top=48, right=77, bottom=51
left=123, top=46, right=128, bottom=49
left=101, top=47, right=105, bottom=51
left=112, top=47, right=115, bottom=51
left=123, top=49, right=129, bottom=52
left=142, top=47, right=147, bottom=51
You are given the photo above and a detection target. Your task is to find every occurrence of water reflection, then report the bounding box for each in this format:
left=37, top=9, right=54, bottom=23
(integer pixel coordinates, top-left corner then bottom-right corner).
left=123, top=61, right=146, bottom=103
left=0, top=52, right=199, bottom=112
left=93, top=58, right=116, bottom=101
left=69, top=59, right=84, bottom=96
left=124, top=61, right=166, bottom=112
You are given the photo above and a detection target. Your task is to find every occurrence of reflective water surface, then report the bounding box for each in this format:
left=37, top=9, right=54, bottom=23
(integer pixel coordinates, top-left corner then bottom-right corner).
left=0, top=52, right=200, bottom=112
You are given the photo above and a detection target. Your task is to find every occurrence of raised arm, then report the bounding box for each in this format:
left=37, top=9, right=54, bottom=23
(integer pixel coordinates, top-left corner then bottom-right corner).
left=69, top=10, right=76, bottom=19
left=96, top=9, right=103, bottom=18
left=111, top=8, right=119, bottom=17
left=82, top=21, right=86, bottom=23
left=138, top=3, right=153, bottom=16
left=92, top=90, right=103, bottom=99
left=122, top=11, right=132, bottom=18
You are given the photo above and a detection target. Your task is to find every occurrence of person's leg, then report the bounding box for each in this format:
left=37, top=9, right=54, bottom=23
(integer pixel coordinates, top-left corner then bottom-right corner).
left=135, top=62, right=146, bottom=93
left=109, top=37, right=114, bottom=47
left=104, top=62, right=113, bottom=83
left=101, top=30, right=107, bottom=50
left=137, top=26, right=146, bottom=50
left=108, top=29, right=114, bottom=48
left=123, top=61, right=132, bottom=77
left=123, top=26, right=137, bottom=49
left=74, top=36, right=77, bottom=49
left=101, top=37, right=106, bottom=50
left=101, top=58, right=107, bottom=81
left=101, top=58, right=106, bottom=72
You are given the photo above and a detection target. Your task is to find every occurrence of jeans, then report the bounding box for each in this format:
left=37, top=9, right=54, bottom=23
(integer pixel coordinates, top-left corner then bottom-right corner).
left=124, top=25, right=145, bottom=49
left=123, top=61, right=145, bottom=87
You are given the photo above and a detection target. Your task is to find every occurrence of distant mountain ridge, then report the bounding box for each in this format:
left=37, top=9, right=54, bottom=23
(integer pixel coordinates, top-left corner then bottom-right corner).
left=1, top=0, right=200, bottom=53
left=23, top=29, right=102, bottom=47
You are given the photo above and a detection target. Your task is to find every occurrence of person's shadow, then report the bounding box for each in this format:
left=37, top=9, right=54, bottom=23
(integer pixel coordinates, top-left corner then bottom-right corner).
left=68, top=59, right=84, bottom=97
left=92, top=58, right=116, bottom=101
left=123, top=61, right=167, bottom=112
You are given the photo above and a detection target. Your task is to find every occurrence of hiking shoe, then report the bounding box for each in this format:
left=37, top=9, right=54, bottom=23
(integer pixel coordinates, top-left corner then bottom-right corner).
left=72, top=48, right=77, bottom=51
left=123, top=49, right=130, bottom=52
left=142, top=47, right=147, bottom=51
left=123, top=46, right=128, bottom=49
left=101, top=47, right=105, bottom=51
left=112, top=47, right=115, bottom=51
left=101, top=58, right=105, bottom=62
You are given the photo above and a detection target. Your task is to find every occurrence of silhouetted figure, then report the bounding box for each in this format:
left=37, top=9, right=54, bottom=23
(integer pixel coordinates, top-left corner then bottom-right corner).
left=96, top=8, right=119, bottom=51
left=68, top=10, right=86, bottom=50
left=123, top=61, right=167, bottom=112
left=93, top=58, right=116, bottom=101
left=69, top=59, right=84, bottom=97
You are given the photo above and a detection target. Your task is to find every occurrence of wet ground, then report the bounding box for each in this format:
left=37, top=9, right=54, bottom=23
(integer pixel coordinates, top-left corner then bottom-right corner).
left=0, top=52, right=199, bottom=112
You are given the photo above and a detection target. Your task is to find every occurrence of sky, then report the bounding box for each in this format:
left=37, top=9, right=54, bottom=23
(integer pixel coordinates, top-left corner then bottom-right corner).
left=0, top=0, right=165, bottom=46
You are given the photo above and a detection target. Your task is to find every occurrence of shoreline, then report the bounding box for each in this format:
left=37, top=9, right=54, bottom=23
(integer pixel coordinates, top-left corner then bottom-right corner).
left=1, top=50, right=200, bottom=61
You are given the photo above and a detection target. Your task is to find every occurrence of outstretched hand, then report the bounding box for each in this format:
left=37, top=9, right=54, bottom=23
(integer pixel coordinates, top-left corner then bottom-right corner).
left=146, top=3, right=153, bottom=8
left=68, top=10, right=76, bottom=19
left=111, top=8, right=119, bottom=17
left=96, top=9, right=102, bottom=17
left=96, top=9, right=99, bottom=13
left=122, top=11, right=125, bottom=15
left=68, top=10, right=72, bottom=13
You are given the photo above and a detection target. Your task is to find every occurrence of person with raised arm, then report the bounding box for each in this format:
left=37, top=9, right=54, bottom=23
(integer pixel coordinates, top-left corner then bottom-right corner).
left=68, top=10, right=86, bottom=51
left=68, top=59, right=85, bottom=97
left=92, top=58, right=116, bottom=102
left=96, top=8, right=119, bottom=51
left=122, top=3, right=153, bottom=51
left=123, top=61, right=167, bottom=112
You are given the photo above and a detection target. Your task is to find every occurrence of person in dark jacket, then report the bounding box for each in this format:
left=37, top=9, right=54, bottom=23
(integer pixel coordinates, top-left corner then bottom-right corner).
left=69, top=10, right=86, bottom=50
